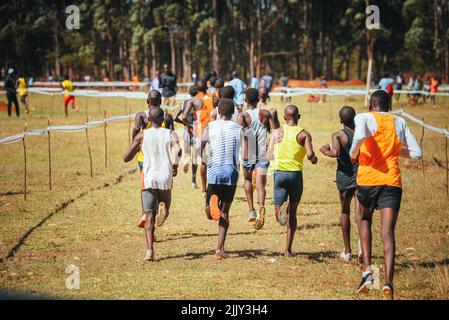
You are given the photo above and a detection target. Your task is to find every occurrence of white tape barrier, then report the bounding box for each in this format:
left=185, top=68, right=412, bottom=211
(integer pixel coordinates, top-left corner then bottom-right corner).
left=391, top=109, right=449, bottom=138
left=0, top=81, right=194, bottom=88
left=272, top=87, right=449, bottom=97
left=0, top=114, right=136, bottom=145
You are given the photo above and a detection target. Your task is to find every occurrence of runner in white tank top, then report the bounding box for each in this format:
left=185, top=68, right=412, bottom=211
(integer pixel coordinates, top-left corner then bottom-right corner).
left=124, top=107, right=181, bottom=262
left=237, top=88, right=276, bottom=230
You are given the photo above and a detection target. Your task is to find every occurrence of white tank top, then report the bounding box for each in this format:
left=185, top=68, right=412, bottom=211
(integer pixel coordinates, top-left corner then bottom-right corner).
left=142, top=127, right=173, bottom=190
left=245, top=108, right=267, bottom=163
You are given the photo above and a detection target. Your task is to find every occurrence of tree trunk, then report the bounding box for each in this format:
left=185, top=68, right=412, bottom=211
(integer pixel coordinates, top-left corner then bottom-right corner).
left=170, top=32, right=176, bottom=75
left=53, top=20, right=61, bottom=79
left=143, top=46, right=149, bottom=79
left=212, top=0, right=219, bottom=73
left=151, top=40, right=157, bottom=79
left=365, top=0, right=375, bottom=106
left=182, top=30, right=192, bottom=82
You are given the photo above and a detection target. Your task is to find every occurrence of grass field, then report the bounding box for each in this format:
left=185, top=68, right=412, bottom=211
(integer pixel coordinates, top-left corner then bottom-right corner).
left=0, top=91, right=448, bottom=300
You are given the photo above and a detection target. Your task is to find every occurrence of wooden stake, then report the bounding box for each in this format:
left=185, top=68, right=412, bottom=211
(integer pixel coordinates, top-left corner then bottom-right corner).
left=420, top=117, right=425, bottom=177
left=48, top=120, right=52, bottom=190
left=51, top=94, right=55, bottom=118
left=23, top=124, right=27, bottom=200
left=128, top=106, right=132, bottom=147
left=85, top=116, right=93, bottom=178
left=124, top=96, right=128, bottom=115
left=85, top=96, right=88, bottom=117
left=104, top=110, right=108, bottom=168
left=444, top=125, right=449, bottom=197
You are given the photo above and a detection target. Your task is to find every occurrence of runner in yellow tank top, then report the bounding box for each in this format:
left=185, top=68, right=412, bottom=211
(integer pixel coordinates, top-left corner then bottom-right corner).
left=267, top=105, right=318, bottom=257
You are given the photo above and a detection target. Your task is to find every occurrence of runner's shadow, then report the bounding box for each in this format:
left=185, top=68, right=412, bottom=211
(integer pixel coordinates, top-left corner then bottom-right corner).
left=396, top=258, right=449, bottom=270
left=161, top=231, right=256, bottom=242
left=295, top=251, right=338, bottom=263
left=0, top=191, right=25, bottom=196
left=156, top=249, right=281, bottom=262
left=297, top=222, right=340, bottom=231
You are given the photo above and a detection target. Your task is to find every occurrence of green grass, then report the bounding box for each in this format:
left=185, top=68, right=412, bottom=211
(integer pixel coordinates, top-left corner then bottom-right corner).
left=0, top=91, right=448, bottom=299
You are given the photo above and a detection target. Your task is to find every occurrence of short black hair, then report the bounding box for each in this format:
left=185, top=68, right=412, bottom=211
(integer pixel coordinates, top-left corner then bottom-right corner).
left=370, top=90, right=391, bottom=112
left=197, top=79, right=207, bottom=93
left=220, top=86, right=235, bottom=100
left=339, top=106, right=356, bottom=128
left=215, top=78, right=224, bottom=89
left=209, top=76, right=217, bottom=87
left=189, top=85, right=199, bottom=97
left=149, top=107, right=164, bottom=122
left=259, top=87, right=269, bottom=101
left=218, top=98, right=235, bottom=117
left=245, top=88, right=259, bottom=105
left=148, top=90, right=162, bottom=107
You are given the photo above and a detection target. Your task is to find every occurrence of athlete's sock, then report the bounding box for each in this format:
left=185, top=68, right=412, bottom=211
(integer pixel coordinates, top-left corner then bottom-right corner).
left=192, top=164, right=198, bottom=183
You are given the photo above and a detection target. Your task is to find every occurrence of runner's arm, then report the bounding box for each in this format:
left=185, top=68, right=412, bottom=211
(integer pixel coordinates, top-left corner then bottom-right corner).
left=182, top=99, right=195, bottom=126
left=132, top=113, right=145, bottom=140
left=350, top=114, right=369, bottom=161
left=300, top=131, right=318, bottom=164
left=170, top=130, right=182, bottom=177
left=123, top=132, right=143, bottom=162
left=259, top=109, right=275, bottom=131
left=165, top=113, right=175, bottom=131
left=399, top=120, right=423, bottom=160
left=319, top=131, right=342, bottom=158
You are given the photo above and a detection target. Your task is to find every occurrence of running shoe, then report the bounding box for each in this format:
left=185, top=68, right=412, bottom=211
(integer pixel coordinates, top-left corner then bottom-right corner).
left=215, top=250, right=228, bottom=260
left=155, top=202, right=168, bottom=227
left=357, top=271, right=374, bottom=294
left=183, top=157, right=190, bottom=173
left=192, top=182, right=198, bottom=189
left=247, top=210, right=257, bottom=222
left=339, top=251, right=352, bottom=262
left=277, top=202, right=289, bottom=226
left=254, top=206, right=266, bottom=230
left=143, top=250, right=154, bottom=261
left=210, top=195, right=221, bottom=221
left=137, top=214, right=146, bottom=228
left=75, top=105, right=79, bottom=112
left=382, top=284, right=394, bottom=300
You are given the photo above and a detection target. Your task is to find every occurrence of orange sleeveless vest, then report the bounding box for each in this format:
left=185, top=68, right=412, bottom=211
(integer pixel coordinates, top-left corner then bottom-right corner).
left=357, top=112, right=402, bottom=188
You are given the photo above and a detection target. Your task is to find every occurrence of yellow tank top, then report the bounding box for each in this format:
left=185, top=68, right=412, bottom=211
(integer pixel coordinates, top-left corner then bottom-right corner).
left=273, top=125, right=306, bottom=172
left=137, top=111, right=166, bottom=163
left=18, top=78, right=27, bottom=96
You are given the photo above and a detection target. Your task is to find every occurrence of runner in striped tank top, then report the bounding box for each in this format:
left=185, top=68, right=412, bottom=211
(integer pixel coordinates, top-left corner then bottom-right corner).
left=201, top=98, right=243, bottom=260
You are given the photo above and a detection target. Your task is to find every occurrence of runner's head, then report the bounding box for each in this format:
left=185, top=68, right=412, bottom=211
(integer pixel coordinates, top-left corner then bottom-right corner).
left=149, top=106, right=164, bottom=127
left=259, top=87, right=269, bottom=103
left=189, top=85, right=199, bottom=97
left=196, top=79, right=208, bottom=93
left=231, top=70, right=238, bottom=79
left=339, top=106, right=356, bottom=130
left=215, top=78, right=224, bottom=89
left=147, top=90, right=162, bottom=108
left=208, top=76, right=217, bottom=88
left=64, top=74, right=69, bottom=80
left=163, top=64, right=170, bottom=73
left=245, top=88, right=259, bottom=107
left=369, top=90, right=391, bottom=112
left=284, top=105, right=300, bottom=124
left=218, top=98, right=235, bottom=120
left=220, top=85, right=235, bottom=100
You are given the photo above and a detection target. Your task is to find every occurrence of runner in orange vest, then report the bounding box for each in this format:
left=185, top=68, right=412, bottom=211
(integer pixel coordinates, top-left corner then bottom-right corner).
left=350, top=90, right=422, bottom=300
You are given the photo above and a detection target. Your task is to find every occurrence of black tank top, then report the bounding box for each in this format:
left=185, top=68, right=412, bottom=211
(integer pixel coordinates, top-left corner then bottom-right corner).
left=337, top=128, right=358, bottom=177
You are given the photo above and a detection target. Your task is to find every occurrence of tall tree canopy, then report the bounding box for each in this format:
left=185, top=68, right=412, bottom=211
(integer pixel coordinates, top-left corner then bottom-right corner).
left=1, top=0, right=448, bottom=82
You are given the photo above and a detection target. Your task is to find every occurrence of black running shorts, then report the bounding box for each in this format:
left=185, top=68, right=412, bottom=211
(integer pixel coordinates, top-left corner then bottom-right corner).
left=356, top=185, right=402, bottom=212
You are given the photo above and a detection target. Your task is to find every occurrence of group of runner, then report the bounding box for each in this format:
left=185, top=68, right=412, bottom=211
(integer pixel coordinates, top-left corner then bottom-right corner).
left=122, top=71, right=422, bottom=300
